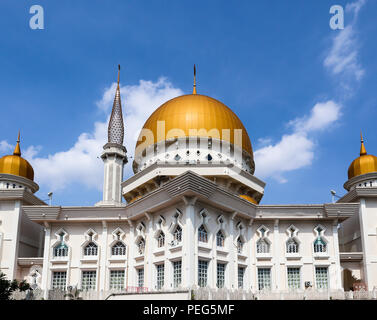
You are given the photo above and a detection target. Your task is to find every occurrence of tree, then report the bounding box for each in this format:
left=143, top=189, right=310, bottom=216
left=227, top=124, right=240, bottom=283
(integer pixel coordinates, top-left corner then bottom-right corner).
left=0, top=272, right=30, bottom=300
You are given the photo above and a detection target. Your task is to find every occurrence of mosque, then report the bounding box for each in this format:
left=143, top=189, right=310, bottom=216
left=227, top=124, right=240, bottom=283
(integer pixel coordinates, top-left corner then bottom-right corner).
left=0, top=66, right=376, bottom=299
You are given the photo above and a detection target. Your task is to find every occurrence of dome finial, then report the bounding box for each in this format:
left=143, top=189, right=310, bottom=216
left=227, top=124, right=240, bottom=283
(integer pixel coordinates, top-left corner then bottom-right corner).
left=193, top=64, right=197, bottom=94
left=13, top=131, right=21, bottom=156
left=360, top=130, right=367, bottom=156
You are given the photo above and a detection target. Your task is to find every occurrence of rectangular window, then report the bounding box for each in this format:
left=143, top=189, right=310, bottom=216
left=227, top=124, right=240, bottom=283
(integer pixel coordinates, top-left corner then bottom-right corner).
left=137, top=268, right=144, bottom=288
left=287, top=267, right=301, bottom=290
left=238, top=267, right=245, bottom=289
left=173, top=260, right=182, bottom=288
left=198, top=260, right=208, bottom=287
left=217, top=263, right=226, bottom=288
left=81, top=270, right=97, bottom=291
left=52, top=271, right=67, bottom=290
left=257, top=268, right=271, bottom=290
left=315, top=267, right=329, bottom=289
left=156, top=264, right=164, bottom=290
left=109, top=270, right=125, bottom=290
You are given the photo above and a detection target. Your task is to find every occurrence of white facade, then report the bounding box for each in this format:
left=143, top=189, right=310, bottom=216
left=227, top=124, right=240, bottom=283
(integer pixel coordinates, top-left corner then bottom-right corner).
left=1, top=75, right=377, bottom=299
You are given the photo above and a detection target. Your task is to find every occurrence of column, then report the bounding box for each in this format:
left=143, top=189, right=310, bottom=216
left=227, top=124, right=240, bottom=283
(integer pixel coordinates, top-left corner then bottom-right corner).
left=99, top=221, right=108, bottom=296
left=228, top=212, right=237, bottom=290
left=273, top=219, right=280, bottom=291
left=358, top=199, right=372, bottom=289
left=146, top=214, right=154, bottom=290
left=182, top=196, right=197, bottom=288
left=41, top=222, right=51, bottom=300
left=126, top=220, right=135, bottom=288
left=332, top=220, right=342, bottom=290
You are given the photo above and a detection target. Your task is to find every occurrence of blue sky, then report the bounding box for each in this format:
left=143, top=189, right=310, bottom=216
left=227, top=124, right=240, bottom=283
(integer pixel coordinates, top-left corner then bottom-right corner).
left=0, top=0, right=376, bottom=206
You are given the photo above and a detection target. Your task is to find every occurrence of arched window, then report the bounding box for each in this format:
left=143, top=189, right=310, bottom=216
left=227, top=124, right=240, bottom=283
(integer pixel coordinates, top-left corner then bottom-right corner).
left=257, top=238, right=269, bottom=254
left=54, top=243, right=68, bottom=257
left=84, top=242, right=98, bottom=256
left=237, top=237, right=243, bottom=254
left=157, top=231, right=165, bottom=248
left=137, top=238, right=145, bottom=255
left=286, top=238, right=299, bottom=253
left=112, top=241, right=126, bottom=255
left=216, top=230, right=225, bottom=247
left=198, top=225, right=208, bottom=243
left=314, top=237, right=327, bottom=253
left=173, top=225, right=182, bottom=243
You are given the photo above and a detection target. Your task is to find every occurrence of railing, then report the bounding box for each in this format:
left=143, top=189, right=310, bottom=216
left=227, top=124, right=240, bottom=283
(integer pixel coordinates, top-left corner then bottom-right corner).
left=10, top=287, right=377, bottom=300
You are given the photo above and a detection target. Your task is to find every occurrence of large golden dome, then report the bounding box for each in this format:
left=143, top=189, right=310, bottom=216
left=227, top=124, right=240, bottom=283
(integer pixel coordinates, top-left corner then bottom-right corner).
left=135, top=93, right=253, bottom=156
left=348, top=134, right=377, bottom=180
left=0, top=133, right=34, bottom=181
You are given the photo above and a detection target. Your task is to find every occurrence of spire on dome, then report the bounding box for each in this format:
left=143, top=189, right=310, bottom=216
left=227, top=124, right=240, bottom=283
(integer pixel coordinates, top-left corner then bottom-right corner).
left=360, top=131, right=367, bottom=156
left=193, top=64, right=197, bottom=94
left=108, top=65, right=124, bottom=145
left=13, top=131, right=21, bottom=156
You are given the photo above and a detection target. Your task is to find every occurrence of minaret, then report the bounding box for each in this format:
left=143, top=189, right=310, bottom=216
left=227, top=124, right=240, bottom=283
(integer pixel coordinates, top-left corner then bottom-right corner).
left=97, top=65, right=128, bottom=206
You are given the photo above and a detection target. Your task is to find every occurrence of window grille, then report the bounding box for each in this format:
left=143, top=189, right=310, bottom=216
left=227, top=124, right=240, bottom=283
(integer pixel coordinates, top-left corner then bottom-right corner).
left=198, top=260, right=208, bottom=287
left=137, top=268, right=144, bottom=288
left=287, top=267, right=301, bottom=290
left=256, top=238, right=269, bottom=254
left=198, top=225, right=208, bottom=243
left=156, top=264, right=164, bottom=290
left=112, top=241, right=126, bottom=255
left=216, top=230, right=225, bottom=247
left=286, top=238, right=299, bottom=253
left=173, top=260, right=182, bottom=288
left=173, top=225, right=182, bottom=243
left=157, top=232, right=165, bottom=248
left=81, top=271, right=96, bottom=291
left=84, top=242, right=98, bottom=256
left=52, top=271, right=67, bottom=290
left=315, top=267, right=328, bottom=289
left=110, top=270, right=125, bottom=290
left=314, top=237, right=327, bottom=253
left=238, top=267, right=245, bottom=289
left=257, top=268, right=271, bottom=290
left=217, top=263, right=226, bottom=288
left=54, top=243, right=68, bottom=257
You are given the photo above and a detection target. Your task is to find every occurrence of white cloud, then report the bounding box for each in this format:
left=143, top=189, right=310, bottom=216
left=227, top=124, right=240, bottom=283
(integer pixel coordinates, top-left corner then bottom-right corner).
left=255, top=101, right=342, bottom=182
left=0, top=140, right=13, bottom=153
left=26, top=78, right=182, bottom=191
left=324, top=0, right=366, bottom=83
left=289, top=101, right=342, bottom=133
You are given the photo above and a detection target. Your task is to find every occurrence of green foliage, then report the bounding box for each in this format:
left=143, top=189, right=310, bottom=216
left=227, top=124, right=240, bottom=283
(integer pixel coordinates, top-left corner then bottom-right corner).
left=0, top=272, right=31, bottom=300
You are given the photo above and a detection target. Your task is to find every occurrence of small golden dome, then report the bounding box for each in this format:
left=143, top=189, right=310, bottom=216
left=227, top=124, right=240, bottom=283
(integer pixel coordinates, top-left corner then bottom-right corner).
left=135, top=94, right=253, bottom=156
left=0, top=132, right=34, bottom=181
left=348, top=133, right=377, bottom=180
left=239, top=194, right=258, bottom=204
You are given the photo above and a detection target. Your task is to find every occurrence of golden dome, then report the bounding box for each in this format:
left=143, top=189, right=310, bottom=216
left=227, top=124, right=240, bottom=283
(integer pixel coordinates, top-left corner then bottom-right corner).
left=348, top=133, right=377, bottom=180
left=0, top=133, right=34, bottom=181
left=135, top=94, right=253, bottom=156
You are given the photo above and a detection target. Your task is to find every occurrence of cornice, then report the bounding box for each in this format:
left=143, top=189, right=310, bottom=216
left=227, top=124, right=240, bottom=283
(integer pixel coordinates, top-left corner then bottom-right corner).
left=338, top=187, right=377, bottom=203
left=0, top=189, right=46, bottom=205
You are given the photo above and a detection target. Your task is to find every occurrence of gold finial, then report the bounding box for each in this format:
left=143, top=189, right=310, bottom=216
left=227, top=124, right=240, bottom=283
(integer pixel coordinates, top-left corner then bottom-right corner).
left=193, top=64, right=197, bottom=94
left=360, top=130, right=367, bottom=156
left=117, top=64, right=120, bottom=87
left=13, top=131, right=21, bottom=156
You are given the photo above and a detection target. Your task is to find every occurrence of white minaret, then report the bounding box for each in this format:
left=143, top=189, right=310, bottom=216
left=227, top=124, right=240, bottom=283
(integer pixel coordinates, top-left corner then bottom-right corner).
left=96, top=65, right=127, bottom=206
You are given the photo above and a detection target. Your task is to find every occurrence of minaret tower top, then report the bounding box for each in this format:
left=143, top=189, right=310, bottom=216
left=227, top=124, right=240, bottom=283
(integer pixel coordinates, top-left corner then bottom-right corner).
left=108, top=64, right=124, bottom=145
